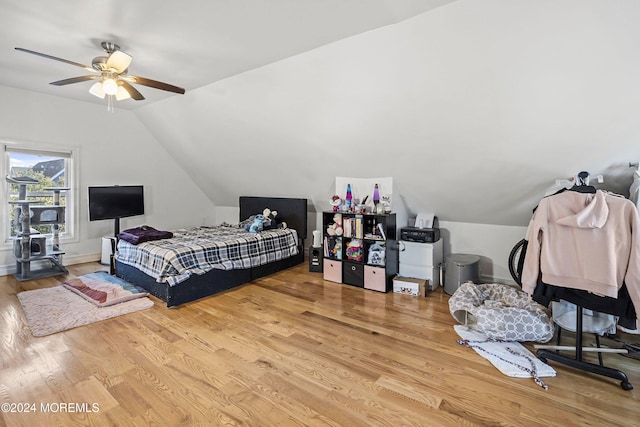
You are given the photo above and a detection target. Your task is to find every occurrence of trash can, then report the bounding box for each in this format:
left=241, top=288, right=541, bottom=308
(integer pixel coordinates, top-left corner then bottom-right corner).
left=444, top=254, right=480, bottom=295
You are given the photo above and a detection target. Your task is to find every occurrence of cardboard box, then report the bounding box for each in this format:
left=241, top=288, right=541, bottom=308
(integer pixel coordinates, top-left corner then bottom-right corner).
left=392, top=276, right=428, bottom=297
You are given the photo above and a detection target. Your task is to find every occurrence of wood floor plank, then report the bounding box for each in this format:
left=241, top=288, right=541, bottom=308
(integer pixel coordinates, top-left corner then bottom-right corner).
left=1, top=262, right=640, bottom=426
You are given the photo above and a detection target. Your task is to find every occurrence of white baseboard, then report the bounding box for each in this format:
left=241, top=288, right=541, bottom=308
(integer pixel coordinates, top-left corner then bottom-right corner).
left=0, top=252, right=101, bottom=277
left=480, top=273, right=518, bottom=286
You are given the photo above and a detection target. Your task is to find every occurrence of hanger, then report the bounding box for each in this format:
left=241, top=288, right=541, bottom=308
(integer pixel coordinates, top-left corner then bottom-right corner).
left=569, top=171, right=596, bottom=193
left=569, top=185, right=596, bottom=193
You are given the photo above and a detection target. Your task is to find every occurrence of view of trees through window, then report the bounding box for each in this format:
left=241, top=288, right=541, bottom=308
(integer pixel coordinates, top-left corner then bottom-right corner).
left=7, top=151, right=68, bottom=237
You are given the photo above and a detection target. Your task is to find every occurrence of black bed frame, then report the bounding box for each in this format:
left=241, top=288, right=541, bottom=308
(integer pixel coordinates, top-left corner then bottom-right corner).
left=115, top=196, right=307, bottom=307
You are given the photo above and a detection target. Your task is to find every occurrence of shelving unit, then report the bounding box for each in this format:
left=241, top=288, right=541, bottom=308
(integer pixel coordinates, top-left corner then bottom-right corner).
left=6, top=176, right=68, bottom=281
left=322, top=211, right=397, bottom=292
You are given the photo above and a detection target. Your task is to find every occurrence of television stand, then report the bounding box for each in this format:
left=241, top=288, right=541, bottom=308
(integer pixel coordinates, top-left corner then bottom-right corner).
left=107, top=218, right=123, bottom=275
left=114, top=217, right=122, bottom=238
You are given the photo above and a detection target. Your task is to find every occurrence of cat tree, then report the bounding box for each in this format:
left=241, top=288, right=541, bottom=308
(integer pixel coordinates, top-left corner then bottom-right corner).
left=6, top=176, right=68, bottom=281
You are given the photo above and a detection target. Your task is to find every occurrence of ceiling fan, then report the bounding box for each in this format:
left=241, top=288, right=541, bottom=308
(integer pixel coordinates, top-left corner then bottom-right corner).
left=15, top=41, right=185, bottom=109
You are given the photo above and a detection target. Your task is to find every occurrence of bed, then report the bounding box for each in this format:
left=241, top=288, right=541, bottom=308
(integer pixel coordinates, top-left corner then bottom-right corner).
left=114, top=196, right=307, bottom=307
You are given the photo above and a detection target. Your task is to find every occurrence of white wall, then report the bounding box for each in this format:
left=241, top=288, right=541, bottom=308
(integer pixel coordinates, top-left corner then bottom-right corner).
left=0, top=85, right=216, bottom=274
left=136, top=0, right=640, bottom=283
left=438, top=220, right=527, bottom=284
left=5, top=1, right=640, bottom=283
left=136, top=0, right=640, bottom=230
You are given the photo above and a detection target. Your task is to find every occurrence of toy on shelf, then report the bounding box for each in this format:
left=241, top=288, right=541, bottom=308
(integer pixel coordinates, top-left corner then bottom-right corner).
left=330, top=195, right=342, bottom=213
left=326, top=214, right=343, bottom=236
left=381, top=194, right=392, bottom=214
left=367, top=242, right=386, bottom=266
left=324, top=236, right=342, bottom=260
left=346, top=239, right=364, bottom=261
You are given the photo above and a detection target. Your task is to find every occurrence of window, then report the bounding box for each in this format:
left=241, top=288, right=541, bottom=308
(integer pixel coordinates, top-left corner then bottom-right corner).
left=3, top=144, right=76, bottom=244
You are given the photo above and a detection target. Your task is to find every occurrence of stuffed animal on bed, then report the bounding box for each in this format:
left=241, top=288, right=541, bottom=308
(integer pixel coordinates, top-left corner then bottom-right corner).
left=243, top=209, right=288, bottom=233
left=244, top=214, right=266, bottom=233
left=262, top=208, right=288, bottom=230
left=262, top=208, right=278, bottom=230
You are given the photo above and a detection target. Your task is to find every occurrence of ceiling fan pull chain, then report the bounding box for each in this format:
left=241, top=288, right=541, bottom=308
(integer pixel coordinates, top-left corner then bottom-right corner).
left=107, top=95, right=114, bottom=113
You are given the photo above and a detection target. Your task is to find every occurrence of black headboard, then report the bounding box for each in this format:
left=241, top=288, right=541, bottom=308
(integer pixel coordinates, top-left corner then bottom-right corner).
left=239, top=196, right=308, bottom=241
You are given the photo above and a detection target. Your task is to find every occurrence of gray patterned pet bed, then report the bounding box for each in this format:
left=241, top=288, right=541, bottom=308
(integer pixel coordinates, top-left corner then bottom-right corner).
left=449, top=282, right=554, bottom=343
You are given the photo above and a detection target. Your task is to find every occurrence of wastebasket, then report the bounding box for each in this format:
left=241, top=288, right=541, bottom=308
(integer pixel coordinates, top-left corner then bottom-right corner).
left=444, top=254, right=480, bottom=295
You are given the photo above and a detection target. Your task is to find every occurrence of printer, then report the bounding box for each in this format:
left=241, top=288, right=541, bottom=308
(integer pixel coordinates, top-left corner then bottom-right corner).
left=400, top=213, right=440, bottom=243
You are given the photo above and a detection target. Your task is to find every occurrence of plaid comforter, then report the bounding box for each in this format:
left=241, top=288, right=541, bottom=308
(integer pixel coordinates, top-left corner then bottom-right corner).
left=115, top=226, right=299, bottom=286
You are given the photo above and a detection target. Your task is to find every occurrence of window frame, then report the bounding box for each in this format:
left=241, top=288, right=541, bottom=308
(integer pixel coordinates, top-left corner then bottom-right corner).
left=2, top=141, right=79, bottom=248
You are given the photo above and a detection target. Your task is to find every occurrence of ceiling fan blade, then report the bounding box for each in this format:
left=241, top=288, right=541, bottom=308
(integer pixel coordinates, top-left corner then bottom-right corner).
left=126, top=75, right=185, bottom=94
left=106, top=50, right=132, bottom=74
left=50, top=75, right=100, bottom=86
left=15, top=47, right=94, bottom=72
left=118, top=80, right=145, bottom=101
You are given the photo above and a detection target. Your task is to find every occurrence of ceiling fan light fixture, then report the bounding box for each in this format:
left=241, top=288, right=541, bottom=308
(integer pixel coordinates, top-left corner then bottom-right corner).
left=115, top=85, right=131, bottom=101
left=89, top=82, right=105, bottom=98
left=102, top=78, right=118, bottom=95
left=107, top=50, right=132, bottom=74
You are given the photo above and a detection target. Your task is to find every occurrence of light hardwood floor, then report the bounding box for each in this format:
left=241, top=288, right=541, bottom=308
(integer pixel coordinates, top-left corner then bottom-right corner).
left=1, top=262, right=639, bottom=426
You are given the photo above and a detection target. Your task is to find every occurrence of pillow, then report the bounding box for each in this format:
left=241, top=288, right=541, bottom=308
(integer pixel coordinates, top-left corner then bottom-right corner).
left=448, top=282, right=554, bottom=343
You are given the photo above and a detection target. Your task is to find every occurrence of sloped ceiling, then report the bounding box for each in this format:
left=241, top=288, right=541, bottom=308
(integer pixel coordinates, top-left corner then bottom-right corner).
left=134, top=0, right=640, bottom=226
left=1, top=0, right=456, bottom=107
left=4, top=0, right=640, bottom=228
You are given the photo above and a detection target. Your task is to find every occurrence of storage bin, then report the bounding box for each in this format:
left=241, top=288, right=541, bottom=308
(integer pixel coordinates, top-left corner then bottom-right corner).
left=364, top=265, right=387, bottom=292
left=343, top=262, right=364, bottom=287
left=323, top=259, right=342, bottom=283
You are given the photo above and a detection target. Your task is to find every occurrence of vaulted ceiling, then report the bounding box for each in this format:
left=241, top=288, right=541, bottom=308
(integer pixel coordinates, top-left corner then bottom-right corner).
left=1, top=0, right=456, bottom=108
left=3, top=0, right=640, bottom=228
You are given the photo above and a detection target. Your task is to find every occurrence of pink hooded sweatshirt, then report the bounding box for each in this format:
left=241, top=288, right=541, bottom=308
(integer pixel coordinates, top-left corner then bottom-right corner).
left=521, top=190, right=640, bottom=325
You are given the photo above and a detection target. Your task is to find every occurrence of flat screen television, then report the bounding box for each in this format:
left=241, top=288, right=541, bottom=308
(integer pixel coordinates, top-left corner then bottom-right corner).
left=88, top=185, right=144, bottom=236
